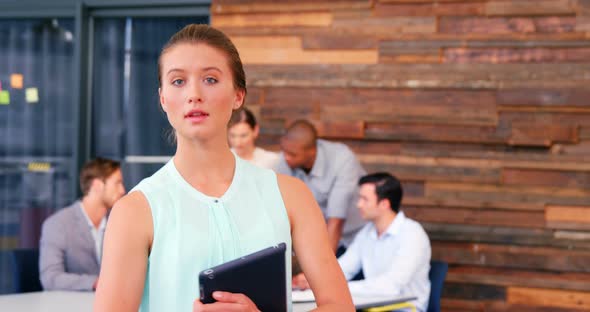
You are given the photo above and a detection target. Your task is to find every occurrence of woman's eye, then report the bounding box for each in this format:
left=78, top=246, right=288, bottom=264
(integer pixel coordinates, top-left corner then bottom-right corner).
left=172, top=79, right=184, bottom=86
left=205, top=77, right=218, bottom=84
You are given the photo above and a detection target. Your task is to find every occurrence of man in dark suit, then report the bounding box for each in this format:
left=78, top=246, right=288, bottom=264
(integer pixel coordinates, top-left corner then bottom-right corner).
left=39, top=158, right=125, bottom=291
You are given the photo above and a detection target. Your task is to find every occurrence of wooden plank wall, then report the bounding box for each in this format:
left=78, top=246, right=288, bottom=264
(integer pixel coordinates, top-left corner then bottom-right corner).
left=211, top=0, right=590, bottom=310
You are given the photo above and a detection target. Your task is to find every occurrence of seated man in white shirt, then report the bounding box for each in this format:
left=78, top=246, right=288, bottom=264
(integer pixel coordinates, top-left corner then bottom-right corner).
left=293, top=172, right=431, bottom=312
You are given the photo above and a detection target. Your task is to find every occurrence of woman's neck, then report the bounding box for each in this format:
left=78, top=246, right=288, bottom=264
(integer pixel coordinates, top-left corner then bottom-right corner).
left=174, top=135, right=236, bottom=197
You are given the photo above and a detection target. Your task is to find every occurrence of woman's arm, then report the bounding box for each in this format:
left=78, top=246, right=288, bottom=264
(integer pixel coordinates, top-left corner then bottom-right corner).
left=277, top=174, right=354, bottom=312
left=94, top=192, right=153, bottom=312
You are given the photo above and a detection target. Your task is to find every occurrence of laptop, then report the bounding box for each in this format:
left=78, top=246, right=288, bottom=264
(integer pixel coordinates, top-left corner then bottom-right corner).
left=199, top=242, right=287, bottom=312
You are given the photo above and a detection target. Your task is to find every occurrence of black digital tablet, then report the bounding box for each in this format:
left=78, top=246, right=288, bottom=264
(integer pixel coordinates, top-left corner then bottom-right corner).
left=199, top=242, right=287, bottom=312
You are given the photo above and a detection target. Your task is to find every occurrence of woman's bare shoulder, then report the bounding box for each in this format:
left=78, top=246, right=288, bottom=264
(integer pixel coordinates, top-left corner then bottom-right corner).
left=276, top=174, right=313, bottom=204
left=276, top=173, right=305, bottom=189
left=275, top=174, right=321, bottom=223
left=108, top=191, right=153, bottom=245
left=112, top=191, right=151, bottom=216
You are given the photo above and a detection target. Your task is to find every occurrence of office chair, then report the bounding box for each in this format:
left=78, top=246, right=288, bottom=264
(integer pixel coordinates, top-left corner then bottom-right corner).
left=427, top=260, right=448, bottom=312
left=10, top=248, right=43, bottom=293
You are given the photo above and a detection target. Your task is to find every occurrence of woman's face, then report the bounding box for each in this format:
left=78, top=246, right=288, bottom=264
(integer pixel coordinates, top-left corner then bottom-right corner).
left=228, top=122, right=258, bottom=157
left=159, top=43, right=244, bottom=143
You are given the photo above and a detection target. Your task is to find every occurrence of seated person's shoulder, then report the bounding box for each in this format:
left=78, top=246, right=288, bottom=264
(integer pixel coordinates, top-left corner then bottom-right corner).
left=403, top=216, right=430, bottom=243
left=320, top=139, right=356, bottom=160
left=43, top=203, right=78, bottom=228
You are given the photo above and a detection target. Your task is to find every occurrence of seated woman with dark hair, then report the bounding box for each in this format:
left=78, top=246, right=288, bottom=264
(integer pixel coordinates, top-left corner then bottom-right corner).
left=228, top=107, right=279, bottom=170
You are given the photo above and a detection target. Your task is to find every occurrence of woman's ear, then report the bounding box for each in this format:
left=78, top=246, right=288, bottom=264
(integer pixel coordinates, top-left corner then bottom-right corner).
left=233, top=89, right=246, bottom=110
left=159, top=87, right=168, bottom=113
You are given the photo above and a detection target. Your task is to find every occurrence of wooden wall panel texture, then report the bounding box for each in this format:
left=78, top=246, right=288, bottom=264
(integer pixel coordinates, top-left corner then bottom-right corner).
left=212, top=0, right=590, bottom=310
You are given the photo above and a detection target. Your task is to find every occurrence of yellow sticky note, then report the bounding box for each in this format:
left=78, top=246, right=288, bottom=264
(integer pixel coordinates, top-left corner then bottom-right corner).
left=0, top=90, right=9, bottom=105
left=0, top=90, right=10, bottom=105
left=26, top=87, right=39, bottom=103
left=10, top=74, right=23, bottom=89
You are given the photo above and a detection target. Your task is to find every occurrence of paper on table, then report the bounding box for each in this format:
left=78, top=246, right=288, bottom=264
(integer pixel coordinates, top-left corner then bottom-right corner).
left=292, top=289, right=315, bottom=303
left=292, top=288, right=416, bottom=308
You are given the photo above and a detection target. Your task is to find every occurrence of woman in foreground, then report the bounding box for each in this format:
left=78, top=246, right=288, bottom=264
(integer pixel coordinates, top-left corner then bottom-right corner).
left=93, top=24, right=353, bottom=312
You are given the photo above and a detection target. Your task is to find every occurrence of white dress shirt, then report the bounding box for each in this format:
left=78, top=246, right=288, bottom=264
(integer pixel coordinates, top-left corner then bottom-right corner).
left=79, top=204, right=107, bottom=264
left=338, top=211, right=431, bottom=312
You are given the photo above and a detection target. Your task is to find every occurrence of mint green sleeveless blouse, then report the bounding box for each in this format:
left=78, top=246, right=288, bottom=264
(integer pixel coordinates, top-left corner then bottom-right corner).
left=131, top=156, right=292, bottom=311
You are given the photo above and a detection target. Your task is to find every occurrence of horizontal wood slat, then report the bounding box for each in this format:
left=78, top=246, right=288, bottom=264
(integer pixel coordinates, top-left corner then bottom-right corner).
left=503, top=168, right=590, bottom=188
left=443, top=47, right=590, bottom=63
left=211, top=0, right=370, bottom=14
left=427, top=182, right=590, bottom=206
left=546, top=205, right=590, bottom=230
left=211, top=12, right=333, bottom=27
left=423, top=223, right=590, bottom=250
left=443, top=282, right=507, bottom=300
left=332, top=16, right=436, bottom=35
left=231, top=36, right=378, bottom=64
left=497, top=88, right=590, bottom=107
left=407, top=197, right=545, bottom=211
left=484, top=0, right=576, bottom=17
left=439, top=17, right=577, bottom=34
left=448, top=265, right=590, bottom=292
left=508, top=287, right=590, bottom=310
left=342, top=140, right=403, bottom=155
left=432, top=241, right=590, bottom=272
left=365, top=123, right=507, bottom=143
left=441, top=298, right=582, bottom=312
left=508, top=123, right=578, bottom=147
left=374, top=1, right=484, bottom=16
left=262, top=88, right=498, bottom=125
left=405, top=206, right=545, bottom=228
left=245, top=63, right=590, bottom=89
left=360, top=154, right=502, bottom=183
left=302, top=34, right=377, bottom=49
left=320, top=89, right=498, bottom=125
left=288, top=119, right=365, bottom=139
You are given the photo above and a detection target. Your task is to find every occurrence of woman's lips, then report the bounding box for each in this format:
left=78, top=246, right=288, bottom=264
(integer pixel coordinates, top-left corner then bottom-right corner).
left=184, top=110, right=209, bottom=123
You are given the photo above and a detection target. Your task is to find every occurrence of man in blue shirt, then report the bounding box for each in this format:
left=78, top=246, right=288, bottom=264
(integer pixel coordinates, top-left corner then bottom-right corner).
left=276, top=120, right=367, bottom=252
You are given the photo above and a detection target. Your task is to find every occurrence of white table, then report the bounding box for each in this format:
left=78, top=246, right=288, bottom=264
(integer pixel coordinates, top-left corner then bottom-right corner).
left=0, top=291, right=413, bottom=311
left=0, top=292, right=315, bottom=312
left=0, top=292, right=94, bottom=312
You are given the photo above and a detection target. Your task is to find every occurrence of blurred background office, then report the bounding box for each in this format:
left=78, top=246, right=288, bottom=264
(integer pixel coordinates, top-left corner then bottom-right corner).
left=1, top=1, right=590, bottom=311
